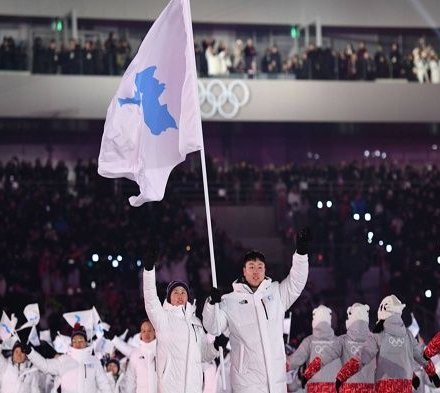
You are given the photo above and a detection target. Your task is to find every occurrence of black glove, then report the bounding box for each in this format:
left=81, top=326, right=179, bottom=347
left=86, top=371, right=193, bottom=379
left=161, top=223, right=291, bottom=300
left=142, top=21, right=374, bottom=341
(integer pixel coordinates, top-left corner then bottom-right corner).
left=213, top=334, right=229, bottom=351
left=335, top=379, right=342, bottom=393
left=143, top=243, right=160, bottom=271
left=295, top=227, right=311, bottom=255
left=301, top=376, right=308, bottom=389
left=412, top=374, right=420, bottom=389
left=430, top=374, right=440, bottom=388
left=209, top=287, right=223, bottom=305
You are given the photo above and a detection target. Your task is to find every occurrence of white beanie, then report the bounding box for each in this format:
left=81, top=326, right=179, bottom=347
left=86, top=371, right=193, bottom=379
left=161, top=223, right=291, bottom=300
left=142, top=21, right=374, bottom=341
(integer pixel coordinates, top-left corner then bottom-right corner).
left=346, top=303, right=369, bottom=329
left=377, top=295, right=406, bottom=320
left=312, top=305, right=332, bottom=329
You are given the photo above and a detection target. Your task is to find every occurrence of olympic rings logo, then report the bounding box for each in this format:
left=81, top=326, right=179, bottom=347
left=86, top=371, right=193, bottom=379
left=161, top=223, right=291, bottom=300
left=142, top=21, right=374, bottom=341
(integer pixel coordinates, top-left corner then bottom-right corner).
left=388, top=337, right=405, bottom=347
left=198, top=79, right=250, bottom=119
left=350, top=345, right=362, bottom=355
left=314, top=345, right=325, bottom=354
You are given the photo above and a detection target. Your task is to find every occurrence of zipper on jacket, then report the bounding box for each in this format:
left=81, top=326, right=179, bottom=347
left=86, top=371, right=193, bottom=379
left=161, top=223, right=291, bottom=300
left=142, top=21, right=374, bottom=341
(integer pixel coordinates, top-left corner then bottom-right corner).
left=84, top=364, right=86, bottom=379
left=261, top=299, right=268, bottom=320
left=192, top=324, right=198, bottom=342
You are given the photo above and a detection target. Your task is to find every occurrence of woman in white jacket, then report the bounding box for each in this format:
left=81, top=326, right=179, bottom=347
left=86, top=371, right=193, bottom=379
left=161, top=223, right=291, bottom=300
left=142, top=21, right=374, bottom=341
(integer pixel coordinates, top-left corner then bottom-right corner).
left=143, top=253, right=220, bottom=393
left=26, top=323, right=112, bottom=393
left=124, top=319, right=157, bottom=393
left=0, top=341, right=41, bottom=393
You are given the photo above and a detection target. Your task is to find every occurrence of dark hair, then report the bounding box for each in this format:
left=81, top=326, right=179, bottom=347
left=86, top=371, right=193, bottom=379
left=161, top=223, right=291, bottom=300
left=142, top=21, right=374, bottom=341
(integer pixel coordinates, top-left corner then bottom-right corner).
left=106, top=358, right=120, bottom=373
left=12, top=341, right=24, bottom=353
left=242, top=250, right=266, bottom=267
left=139, top=318, right=152, bottom=328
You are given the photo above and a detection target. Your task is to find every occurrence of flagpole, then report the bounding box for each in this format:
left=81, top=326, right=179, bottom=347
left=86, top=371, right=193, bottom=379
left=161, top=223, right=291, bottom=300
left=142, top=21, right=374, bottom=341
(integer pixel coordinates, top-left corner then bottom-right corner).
left=199, top=147, right=218, bottom=288
left=199, top=147, right=226, bottom=389
left=183, top=0, right=225, bottom=384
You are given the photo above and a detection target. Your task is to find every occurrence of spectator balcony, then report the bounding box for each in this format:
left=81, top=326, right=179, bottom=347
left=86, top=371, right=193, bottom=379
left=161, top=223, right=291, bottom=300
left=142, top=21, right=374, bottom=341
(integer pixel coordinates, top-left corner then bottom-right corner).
left=0, top=72, right=440, bottom=122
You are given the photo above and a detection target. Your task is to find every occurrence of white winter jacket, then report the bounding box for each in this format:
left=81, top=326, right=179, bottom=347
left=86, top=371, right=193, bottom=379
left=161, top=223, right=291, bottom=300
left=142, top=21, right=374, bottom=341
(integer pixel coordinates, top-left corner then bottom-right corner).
left=28, top=345, right=112, bottom=393
left=124, top=340, right=157, bottom=393
left=107, top=371, right=125, bottom=393
left=143, top=269, right=219, bottom=393
left=203, top=252, right=308, bottom=393
left=0, top=354, right=41, bottom=393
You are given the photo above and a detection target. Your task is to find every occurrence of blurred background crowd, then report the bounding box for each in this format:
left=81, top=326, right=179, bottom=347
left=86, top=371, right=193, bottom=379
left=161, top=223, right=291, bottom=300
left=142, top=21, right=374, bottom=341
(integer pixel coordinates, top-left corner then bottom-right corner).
left=0, top=154, right=439, bottom=343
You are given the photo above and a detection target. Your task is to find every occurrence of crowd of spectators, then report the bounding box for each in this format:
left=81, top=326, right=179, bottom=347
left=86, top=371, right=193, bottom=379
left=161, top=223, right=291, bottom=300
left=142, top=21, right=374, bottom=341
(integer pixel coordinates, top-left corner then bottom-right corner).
left=31, top=33, right=132, bottom=75
left=1, top=31, right=440, bottom=82
left=0, top=156, right=439, bottom=341
left=0, top=33, right=132, bottom=75
left=0, top=36, right=28, bottom=70
left=196, top=38, right=440, bottom=83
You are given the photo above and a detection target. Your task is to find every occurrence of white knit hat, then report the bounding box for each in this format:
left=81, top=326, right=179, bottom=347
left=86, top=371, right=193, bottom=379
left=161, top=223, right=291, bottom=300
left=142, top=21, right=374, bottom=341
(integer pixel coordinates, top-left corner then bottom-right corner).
left=346, top=303, right=369, bottom=329
left=377, top=295, right=406, bottom=320
left=312, top=305, right=332, bottom=328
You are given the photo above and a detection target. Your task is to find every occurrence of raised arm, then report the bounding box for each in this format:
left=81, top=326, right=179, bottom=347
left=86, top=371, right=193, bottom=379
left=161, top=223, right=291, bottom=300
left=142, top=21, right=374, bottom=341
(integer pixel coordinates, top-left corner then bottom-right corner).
left=95, top=359, right=113, bottom=393
left=279, top=228, right=310, bottom=310
left=142, top=242, right=166, bottom=330
left=112, top=336, right=135, bottom=358
left=143, top=268, right=166, bottom=331
left=27, top=349, right=62, bottom=376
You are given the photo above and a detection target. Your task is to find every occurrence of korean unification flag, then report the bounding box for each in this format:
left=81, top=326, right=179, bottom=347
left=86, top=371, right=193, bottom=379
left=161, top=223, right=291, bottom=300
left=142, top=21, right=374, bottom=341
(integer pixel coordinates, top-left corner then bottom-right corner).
left=98, top=0, right=203, bottom=206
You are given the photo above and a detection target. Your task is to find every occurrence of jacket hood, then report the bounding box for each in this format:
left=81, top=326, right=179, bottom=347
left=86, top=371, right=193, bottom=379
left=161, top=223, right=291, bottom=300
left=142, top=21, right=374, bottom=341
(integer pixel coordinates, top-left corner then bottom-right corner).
left=312, top=321, right=335, bottom=340
left=312, top=305, right=332, bottom=329
left=383, top=313, right=406, bottom=337
left=232, top=277, right=272, bottom=294
left=163, top=298, right=194, bottom=313
left=378, top=294, right=405, bottom=320
left=67, top=345, right=93, bottom=363
left=138, top=339, right=156, bottom=355
left=346, top=303, right=369, bottom=329
left=346, top=320, right=370, bottom=341
left=162, top=300, right=201, bottom=326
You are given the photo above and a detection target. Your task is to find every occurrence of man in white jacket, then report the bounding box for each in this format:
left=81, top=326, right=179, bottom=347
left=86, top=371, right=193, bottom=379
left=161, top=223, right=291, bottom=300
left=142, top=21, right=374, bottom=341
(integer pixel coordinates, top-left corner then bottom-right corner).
left=26, top=323, right=112, bottom=393
left=124, top=319, right=157, bottom=393
left=0, top=341, right=41, bottom=393
left=143, top=251, right=223, bottom=393
left=203, top=228, right=310, bottom=393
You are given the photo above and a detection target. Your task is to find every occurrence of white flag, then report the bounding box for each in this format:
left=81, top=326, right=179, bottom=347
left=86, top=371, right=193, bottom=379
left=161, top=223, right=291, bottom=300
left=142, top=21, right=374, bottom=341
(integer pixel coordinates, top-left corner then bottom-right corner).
left=63, top=309, right=94, bottom=340
left=28, top=325, right=41, bottom=346
left=17, top=303, right=40, bottom=330
left=53, top=332, right=70, bottom=354
left=92, top=306, right=110, bottom=339
left=93, top=337, right=115, bottom=359
left=0, top=311, right=17, bottom=341
left=98, top=0, right=203, bottom=206
left=39, top=329, right=52, bottom=345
